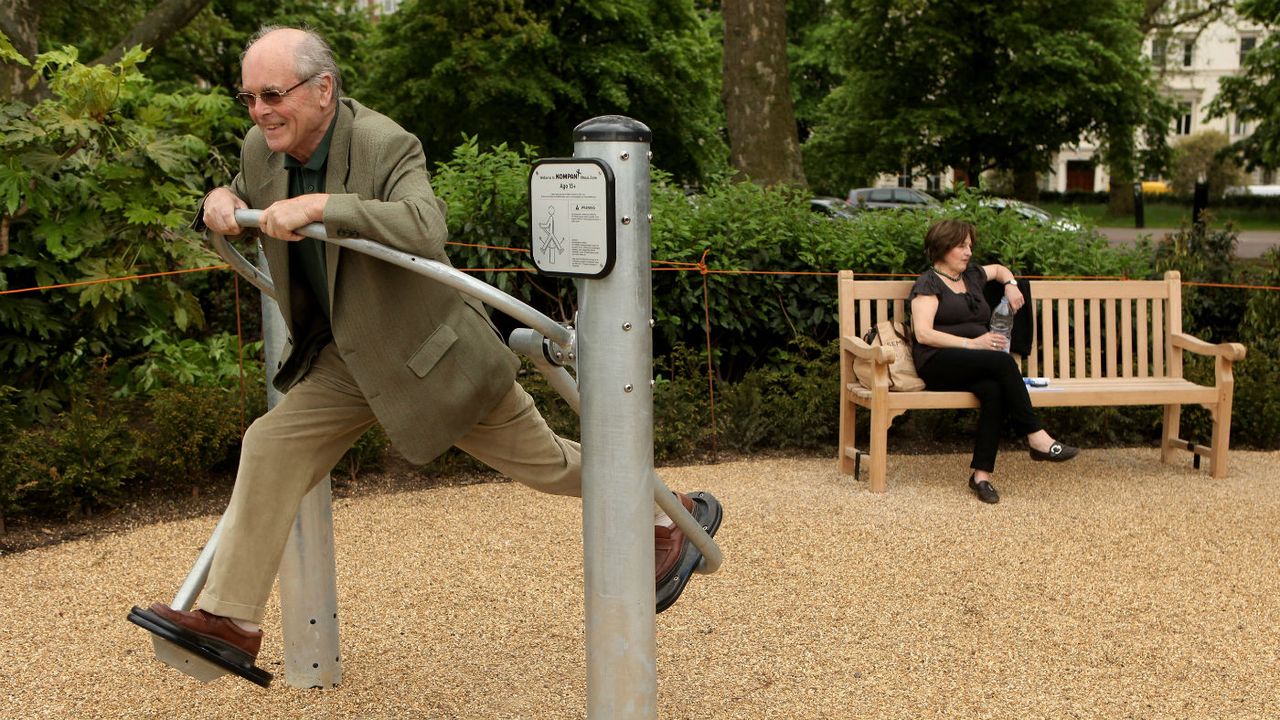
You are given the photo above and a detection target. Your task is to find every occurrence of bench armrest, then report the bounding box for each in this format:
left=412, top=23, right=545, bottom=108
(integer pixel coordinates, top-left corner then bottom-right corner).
left=840, top=334, right=896, bottom=364
left=1170, top=332, right=1247, bottom=361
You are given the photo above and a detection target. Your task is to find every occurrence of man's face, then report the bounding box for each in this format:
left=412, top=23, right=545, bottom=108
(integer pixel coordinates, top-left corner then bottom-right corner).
left=239, top=33, right=334, bottom=163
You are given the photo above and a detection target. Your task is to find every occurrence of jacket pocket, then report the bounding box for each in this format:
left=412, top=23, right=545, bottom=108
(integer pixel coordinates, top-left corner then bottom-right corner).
left=406, top=325, right=458, bottom=378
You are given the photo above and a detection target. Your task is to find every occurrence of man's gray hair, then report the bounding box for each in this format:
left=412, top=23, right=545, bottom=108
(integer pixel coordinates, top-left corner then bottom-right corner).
left=243, top=25, right=343, bottom=100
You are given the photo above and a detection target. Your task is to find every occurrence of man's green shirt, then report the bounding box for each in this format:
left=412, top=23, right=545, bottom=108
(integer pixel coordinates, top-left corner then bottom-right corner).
left=284, top=112, right=339, bottom=322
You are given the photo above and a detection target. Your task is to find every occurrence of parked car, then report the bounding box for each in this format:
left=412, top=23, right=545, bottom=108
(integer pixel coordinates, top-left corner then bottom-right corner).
left=810, top=196, right=858, bottom=219
left=1225, top=184, right=1280, bottom=196
left=980, top=197, right=1081, bottom=232
left=847, top=186, right=940, bottom=210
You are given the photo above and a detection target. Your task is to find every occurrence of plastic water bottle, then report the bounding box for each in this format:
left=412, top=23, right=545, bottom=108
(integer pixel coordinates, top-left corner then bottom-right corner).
left=989, top=297, right=1014, bottom=353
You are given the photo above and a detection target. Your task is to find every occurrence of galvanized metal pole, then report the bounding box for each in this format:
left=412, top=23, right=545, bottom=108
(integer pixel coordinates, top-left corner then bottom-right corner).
left=259, top=247, right=343, bottom=689
left=574, top=116, right=657, bottom=720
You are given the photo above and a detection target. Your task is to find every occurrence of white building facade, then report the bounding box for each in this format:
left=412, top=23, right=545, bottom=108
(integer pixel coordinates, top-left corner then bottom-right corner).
left=1045, top=13, right=1271, bottom=193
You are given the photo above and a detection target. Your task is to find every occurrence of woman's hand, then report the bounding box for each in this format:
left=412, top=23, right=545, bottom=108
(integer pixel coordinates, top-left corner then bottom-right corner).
left=1004, top=281, right=1025, bottom=312
left=968, top=331, right=1008, bottom=351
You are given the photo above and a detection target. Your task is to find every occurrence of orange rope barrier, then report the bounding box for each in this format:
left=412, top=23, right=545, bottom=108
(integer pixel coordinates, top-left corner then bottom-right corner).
left=4, top=257, right=1275, bottom=295
left=1185, top=280, right=1280, bottom=291
left=446, top=241, right=531, bottom=254
left=0, top=264, right=231, bottom=295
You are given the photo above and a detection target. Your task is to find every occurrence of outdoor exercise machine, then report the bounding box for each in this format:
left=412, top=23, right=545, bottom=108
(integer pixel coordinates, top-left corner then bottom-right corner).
left=128, top=116, right=723, bottom=720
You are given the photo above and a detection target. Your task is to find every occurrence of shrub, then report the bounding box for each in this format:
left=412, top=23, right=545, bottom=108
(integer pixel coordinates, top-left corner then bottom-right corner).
left=332, top=424, right=392, bottom=484
left=431, top=137, right=547, bottom=309
left=1231, top=249, right=1280, bottom=449
left=518, top=346, right=713, bottom=464
left=2, top=394, right=139, bottom=520
left=653, top=345, right=713, bottom=462
left=1155, top=222, right=1250, bottom=343
left=0, top=46, right=244, bottom=425
left=747, top=338, right=841, bottom=450
left=714, top=375, right=775, bottom=453
left=137, top=384, right=244, bottom=493
left=1168, top=130, right=1244, bottom=199
left=0, top=386, right=19, bottom=532
left=120, top=328, right=265, bottom=395
left=650, top=176, right=858, bottom=379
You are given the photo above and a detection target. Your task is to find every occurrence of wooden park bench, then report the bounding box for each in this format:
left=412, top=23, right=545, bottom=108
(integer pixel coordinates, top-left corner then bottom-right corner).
left=837, top=269, right=1248, bottom=491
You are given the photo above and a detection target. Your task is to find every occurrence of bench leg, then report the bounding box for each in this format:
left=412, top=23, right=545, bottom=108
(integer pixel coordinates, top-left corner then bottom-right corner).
left=1161, top=403, right=1181, bottom=465
left=838, top=396, right=857, bottom=476
left=868, top=408, right=891, bottom=493
left=1209, top=401, right=1234, bottom=479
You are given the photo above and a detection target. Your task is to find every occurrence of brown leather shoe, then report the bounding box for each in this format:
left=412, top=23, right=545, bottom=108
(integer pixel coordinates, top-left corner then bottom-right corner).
left=147, top=603, right=262, bottom=660
left=655, top=492, right=696, bottom=586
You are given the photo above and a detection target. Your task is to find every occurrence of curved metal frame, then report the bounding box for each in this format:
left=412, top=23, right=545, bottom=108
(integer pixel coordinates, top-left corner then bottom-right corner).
left=208, top=212, right=720, bottom=570
left=172, top=127, right=722, bottom=715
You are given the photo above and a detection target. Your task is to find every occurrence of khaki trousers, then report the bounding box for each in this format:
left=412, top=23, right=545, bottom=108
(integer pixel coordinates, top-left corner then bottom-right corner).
left=201, top=344, right=581, bottom=623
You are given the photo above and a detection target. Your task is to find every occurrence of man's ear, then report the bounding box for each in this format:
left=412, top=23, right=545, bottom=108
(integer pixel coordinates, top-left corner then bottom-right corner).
left=320, top=73, right=336, bottom=105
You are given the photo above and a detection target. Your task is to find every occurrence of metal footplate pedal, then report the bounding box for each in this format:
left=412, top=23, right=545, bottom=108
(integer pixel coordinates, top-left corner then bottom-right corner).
left=654, top=491, right=724, bottom=613
left=128, top=606, right=273, bottom=687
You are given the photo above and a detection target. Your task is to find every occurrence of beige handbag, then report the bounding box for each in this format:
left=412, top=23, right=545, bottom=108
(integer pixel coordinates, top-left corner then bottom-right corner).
left=853, top=320, right=926, bottom=391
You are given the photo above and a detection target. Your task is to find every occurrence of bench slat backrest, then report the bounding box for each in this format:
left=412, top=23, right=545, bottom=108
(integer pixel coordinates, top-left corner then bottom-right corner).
left=837, top=270, right=1185, bottom=381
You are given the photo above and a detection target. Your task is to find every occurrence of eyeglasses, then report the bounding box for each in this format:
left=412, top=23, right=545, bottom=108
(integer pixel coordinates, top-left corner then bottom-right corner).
left=235, top=75, right=319, bottom=108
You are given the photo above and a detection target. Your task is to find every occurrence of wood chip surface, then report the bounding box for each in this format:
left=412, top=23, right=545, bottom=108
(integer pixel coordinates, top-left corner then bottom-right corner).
left=2, top=449, right=1278, bottom=719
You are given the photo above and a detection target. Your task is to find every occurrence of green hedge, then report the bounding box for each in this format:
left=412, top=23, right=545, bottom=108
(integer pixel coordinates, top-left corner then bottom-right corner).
left=4, top=144, right=1277, bottom=530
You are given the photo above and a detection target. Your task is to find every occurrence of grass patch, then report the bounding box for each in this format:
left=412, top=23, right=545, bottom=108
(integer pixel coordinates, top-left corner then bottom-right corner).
left=1039, top=200, right=1280, bottom=231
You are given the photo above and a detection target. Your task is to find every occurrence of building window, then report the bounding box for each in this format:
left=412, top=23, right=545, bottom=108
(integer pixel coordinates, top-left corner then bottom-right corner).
left=1182, top=38, right=1194, bottom=68
left=1152, top=37, right=1167, bottom=68
left=1235, top=116, right=1249, bottom=136
left=1175, top=103, right=1193, bottom=135
left=1240, top=36, right=1257, bottom=66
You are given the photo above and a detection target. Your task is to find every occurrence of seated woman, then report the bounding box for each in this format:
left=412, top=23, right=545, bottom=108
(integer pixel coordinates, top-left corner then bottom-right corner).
left=909, top=219, right=1078, bottom=503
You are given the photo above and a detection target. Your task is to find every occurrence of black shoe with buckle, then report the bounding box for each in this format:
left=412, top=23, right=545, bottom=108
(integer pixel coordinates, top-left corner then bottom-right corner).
left=1030, top=441, right=1079, bottom=462
left=968, top=474, right=999, bottom=504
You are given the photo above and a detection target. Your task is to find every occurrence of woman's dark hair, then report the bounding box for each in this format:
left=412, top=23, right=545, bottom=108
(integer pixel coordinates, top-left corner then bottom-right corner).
left=923, top=219, right=976, bottom=265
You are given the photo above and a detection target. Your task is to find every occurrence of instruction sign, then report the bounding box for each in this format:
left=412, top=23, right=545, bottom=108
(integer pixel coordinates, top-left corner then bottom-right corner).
left=529, top=158, right=615, bottom=278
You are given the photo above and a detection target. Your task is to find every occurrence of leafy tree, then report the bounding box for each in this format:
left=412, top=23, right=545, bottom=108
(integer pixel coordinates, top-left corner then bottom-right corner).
left=363, top=0, right=727, bottom=184
left=31, top=0, right=375, bottom=96
left=803, top=0, right=1162, bottom=199
left=787, top=0, right=843, bottom=145
left=1208, top=0, right=1280, bottom=172
left=0, top=42, right=243, bottom=422
left=1101, top=0, right=1235, bottom=217
left=1167, top=130, right=1244, bottom=197
left=2, top=0, right=214, bottom=102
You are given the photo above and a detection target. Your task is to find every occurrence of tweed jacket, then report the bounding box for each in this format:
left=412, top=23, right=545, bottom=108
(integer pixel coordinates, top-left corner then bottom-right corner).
left=220, top=98, right=519, bottom=464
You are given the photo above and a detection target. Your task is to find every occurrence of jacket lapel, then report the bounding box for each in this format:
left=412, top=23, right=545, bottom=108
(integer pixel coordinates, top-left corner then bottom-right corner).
left=248, top=145, right=293, bottom=323
left=323, top=100, right=355, bottom=312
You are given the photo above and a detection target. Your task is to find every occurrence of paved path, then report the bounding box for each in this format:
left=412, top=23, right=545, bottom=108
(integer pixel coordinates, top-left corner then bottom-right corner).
left=1100, top=227, right=1279, bottom=259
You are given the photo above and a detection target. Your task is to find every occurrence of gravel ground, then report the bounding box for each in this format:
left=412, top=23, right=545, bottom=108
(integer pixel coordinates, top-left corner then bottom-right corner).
left=2, top=449, right=1278, bottom=719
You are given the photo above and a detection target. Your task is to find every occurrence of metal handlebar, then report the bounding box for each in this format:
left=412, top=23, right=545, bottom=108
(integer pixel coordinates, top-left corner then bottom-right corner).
left=224, top=209, right=574, bottom=351
left=208, top=208, right=720, bottom=573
